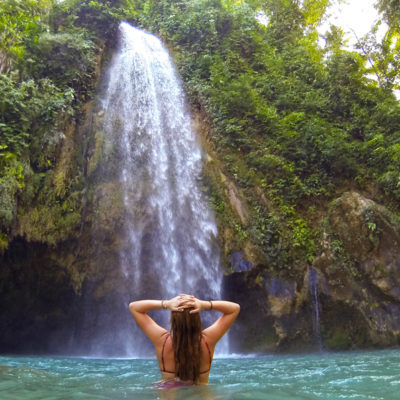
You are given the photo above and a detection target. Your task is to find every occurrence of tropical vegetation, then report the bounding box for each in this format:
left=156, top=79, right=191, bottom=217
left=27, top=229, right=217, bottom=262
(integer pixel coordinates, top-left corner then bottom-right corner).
left=1, top=0, right=400, bottom=270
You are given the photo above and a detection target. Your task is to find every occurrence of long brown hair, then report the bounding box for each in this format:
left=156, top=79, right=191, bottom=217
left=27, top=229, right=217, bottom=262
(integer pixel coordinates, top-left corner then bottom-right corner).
left=170, top=308, right=202, bottom=382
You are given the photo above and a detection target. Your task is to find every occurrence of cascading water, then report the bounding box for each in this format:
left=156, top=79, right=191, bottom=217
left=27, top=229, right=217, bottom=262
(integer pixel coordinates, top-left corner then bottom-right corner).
left=85, top=22, right=224, bottom=356
left=308, top=267, right=323, bottom=351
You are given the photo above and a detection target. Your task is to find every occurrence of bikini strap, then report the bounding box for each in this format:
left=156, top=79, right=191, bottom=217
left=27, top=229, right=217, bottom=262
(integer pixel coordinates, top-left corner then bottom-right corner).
left=203, top=337, right=212, bottom=369
left=161, top=333, right=170, bottom=372
left=199, top=335, right=212, bottom=373
left=162, top=333, right=212, bottom=374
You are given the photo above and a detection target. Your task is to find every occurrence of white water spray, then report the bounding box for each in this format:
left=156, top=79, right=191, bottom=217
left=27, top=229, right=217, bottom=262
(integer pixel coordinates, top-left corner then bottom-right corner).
left=94, top=22, right=225, bottom=356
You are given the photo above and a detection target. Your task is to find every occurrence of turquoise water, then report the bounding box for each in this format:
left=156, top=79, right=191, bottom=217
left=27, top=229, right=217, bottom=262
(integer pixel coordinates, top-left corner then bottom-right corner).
left=1, top=350, right=400, bottom=399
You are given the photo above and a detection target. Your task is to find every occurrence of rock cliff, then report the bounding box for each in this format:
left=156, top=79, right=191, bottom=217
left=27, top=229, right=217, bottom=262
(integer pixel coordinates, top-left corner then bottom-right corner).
left=222, top=191, right=400, bottom=351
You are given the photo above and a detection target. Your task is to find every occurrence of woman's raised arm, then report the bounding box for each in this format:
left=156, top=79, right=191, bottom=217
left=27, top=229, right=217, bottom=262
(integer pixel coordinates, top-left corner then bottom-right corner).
left=129, top=296, right=186, bottom=343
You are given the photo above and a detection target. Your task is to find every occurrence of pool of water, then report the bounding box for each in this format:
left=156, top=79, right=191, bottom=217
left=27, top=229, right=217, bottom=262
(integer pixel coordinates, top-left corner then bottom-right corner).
left=1, top=349, right=399, bottom=399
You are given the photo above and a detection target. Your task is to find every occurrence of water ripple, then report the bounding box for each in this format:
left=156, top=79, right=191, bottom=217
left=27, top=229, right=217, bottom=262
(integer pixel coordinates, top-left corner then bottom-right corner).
left=1, top=350, right=400, bottom=399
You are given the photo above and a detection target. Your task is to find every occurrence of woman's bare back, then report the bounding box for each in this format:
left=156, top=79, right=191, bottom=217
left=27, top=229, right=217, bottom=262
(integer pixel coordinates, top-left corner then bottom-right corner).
left=156, top=332, right=214, bottom=384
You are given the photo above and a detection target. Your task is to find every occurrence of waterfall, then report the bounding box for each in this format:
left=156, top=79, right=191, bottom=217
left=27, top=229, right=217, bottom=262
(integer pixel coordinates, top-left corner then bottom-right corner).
left=85, top=22, right=223, bottom=357
left=308, top=267, right=323, bottom=351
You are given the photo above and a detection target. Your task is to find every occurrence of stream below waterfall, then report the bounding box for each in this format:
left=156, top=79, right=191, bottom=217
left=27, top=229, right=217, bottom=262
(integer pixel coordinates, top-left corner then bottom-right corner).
left=1, top=350, right=400, bottom=399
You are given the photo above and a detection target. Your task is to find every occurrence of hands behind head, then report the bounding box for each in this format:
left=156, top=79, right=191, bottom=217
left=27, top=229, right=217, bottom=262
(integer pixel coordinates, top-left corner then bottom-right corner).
left=167, top=294, right=202, bottom=314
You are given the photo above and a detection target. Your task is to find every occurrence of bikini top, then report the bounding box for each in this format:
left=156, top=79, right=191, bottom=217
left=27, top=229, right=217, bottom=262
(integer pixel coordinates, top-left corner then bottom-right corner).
left=160, top=333, right=212, bottom=375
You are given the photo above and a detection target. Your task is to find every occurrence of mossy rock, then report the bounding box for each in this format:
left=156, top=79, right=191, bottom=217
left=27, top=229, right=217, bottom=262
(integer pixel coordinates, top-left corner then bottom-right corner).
left=324, top=328, right=352, bottom=350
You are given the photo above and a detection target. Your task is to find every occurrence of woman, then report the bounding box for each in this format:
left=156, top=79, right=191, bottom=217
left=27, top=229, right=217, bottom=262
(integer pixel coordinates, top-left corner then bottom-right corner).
left=129, top=294, right=240, bottom=386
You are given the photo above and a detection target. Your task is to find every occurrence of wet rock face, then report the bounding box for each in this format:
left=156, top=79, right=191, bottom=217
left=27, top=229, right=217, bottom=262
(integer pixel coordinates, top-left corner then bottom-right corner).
left=318, top=192, right=400, bottom=349
left=0, top=238, right=80, bottom=354
left=265, top=277, right=296, bottom=317
left=222, top=269, right=280, bottom=352
left=224, top=192, right=400, bottom=352
left=329, top=192, right=377, bottom=259
left=230, top=251, right=253, bottom=272
left=329, top=191, right=400, bottom=301
left=329, top=192, right=400, bottom=267
left=223, top=265, right=316, bottom=353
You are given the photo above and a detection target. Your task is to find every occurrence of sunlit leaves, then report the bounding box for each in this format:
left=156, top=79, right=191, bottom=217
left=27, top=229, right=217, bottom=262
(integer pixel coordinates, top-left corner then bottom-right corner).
left=0, top=0, right=53, bottom=63
left=376, top=0, right=400, bottom=30
left=301, top=0, right=329, bottom=28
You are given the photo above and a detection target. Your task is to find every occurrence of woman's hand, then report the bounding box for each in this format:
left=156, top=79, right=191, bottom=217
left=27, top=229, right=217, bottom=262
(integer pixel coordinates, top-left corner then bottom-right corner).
left=188, top=296, right=203, bottom=314
left=164, top=294, right=215, bottom=313
left=165, top=294, right=191, bottom=312
left=164, top=294, right=202, bottom=312
left=172, top=294, right=204, bottom=314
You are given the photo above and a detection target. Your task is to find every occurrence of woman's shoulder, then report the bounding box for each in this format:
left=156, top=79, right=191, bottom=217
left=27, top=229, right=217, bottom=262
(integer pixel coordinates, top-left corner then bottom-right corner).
left=201, top=330, right=217, bottom=349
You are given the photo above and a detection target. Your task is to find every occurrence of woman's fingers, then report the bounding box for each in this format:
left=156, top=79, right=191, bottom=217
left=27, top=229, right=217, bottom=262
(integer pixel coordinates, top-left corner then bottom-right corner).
left=169, top=294, right=199, bottom=312
left=178, top=298, right=195, bottom=306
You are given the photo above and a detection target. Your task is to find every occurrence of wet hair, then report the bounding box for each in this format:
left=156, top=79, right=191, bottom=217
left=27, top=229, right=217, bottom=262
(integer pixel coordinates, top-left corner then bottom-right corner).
left=170, top=308, right=202, bottom=383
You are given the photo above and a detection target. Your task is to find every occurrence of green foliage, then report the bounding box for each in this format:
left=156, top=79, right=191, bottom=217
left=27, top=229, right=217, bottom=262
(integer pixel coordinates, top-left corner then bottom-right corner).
left=356, top=2, right=400, bottom=92
left=121, top=0, right=400, bottom=266
left=376, top=0, right=400, bottom=30
left=50, top=0, right=123, bottom=41
left=0, top=0, right=53, bottom=68
left=377, top=170, right=400, bottom=201
left=0, top=232, right=8, bottom=254
left=1, top=0, right=399, bottom=270
left=248, top=204, right=282, bottom=260
left=0, top=148, right=25, bottom=227
left=19, top=195, right=82, bottom=244
left=324, top=327, right=352, bottom=350
left=0, top=0, right=124, bottom=249
left=0, top=74, right=74, bottom=156
left=27, top=31, right=96, bottom=98
left=289, top=217, right=316, bottom=262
